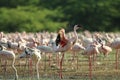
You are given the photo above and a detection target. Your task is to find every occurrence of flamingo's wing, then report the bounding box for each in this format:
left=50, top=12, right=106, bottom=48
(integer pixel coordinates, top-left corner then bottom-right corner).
left=37, top=45, right=53, bottom=53
left=55, top=34, right=61, bottom=46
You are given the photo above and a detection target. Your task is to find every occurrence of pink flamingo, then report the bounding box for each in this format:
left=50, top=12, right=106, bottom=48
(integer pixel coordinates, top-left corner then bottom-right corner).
left=71, top=42, right=85, bottom=69
left=83, top=42, right=100, bottom=80
left=55, top=24, right=81, bottom=79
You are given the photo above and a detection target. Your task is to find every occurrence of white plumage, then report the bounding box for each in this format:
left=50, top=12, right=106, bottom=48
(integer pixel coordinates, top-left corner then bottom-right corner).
left=110, top=38, right=120, bottom=49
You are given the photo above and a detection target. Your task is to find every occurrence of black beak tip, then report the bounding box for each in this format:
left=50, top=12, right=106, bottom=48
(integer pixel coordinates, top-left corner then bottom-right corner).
left=77, top=24, right=83, bottom=28
left=77, top=24, right=82, bottom=27
left=20, top=56, right=23, bottom=58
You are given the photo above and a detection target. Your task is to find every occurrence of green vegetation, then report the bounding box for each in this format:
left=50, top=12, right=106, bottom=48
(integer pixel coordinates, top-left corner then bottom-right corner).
left=0, top=0, right=120, bottom=32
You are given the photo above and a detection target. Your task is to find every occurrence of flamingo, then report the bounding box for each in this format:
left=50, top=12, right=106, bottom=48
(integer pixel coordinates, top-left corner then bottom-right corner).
left=98, top=41, right=112, bottom=57
left=36, top=24, right=81, bottom=79
left=0, top=32, right=7, bottom=42
left=0, top=45, right=18, bottom=80
left=71, top=41, right=85, bottom=61
left=83, top=41, right=100, bottom=80
left=19, top=47, right=41, bottom=80
left=70, top=41, right=85, bottom=69
left=55, top=24, right=81, bottom=79
left=35, top=33, right=60, bottom=67
left=110, top=38, right=120, bottom=69
left=104, top=34, right=120, bottom=69
left=80, top=34, right=93, bottom=47
left=36, top=39, right=60, bottom=68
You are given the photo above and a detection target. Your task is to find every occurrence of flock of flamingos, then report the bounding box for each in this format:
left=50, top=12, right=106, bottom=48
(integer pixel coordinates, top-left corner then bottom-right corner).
left=0, top=24, right=120, bottom=80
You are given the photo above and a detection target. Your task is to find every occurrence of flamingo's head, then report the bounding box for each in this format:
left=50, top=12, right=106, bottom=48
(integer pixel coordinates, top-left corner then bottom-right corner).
left=19, top=47, right=34, bottom=58
left=55, top=28, right=68, bottom=47
left=74, top=24, right=82, bottom=30
left=58, top=28, right=66, bottom=39
left=0, top=45, right=3, bottom=51
left=0, top=45, right=6, bottom=51
left=58, top=28, right=65, bottom=35
left=77, top=24, right=83, bottom=28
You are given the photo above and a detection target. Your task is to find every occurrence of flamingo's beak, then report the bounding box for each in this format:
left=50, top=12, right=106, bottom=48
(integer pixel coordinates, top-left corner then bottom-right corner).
left=19, top=56, right=23, bottom=58
left=77, top=24, right=83, bottom=29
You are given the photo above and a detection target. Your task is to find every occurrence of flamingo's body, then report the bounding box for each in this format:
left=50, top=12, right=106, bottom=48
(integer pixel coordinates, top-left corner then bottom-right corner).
left=99, top=44, right=112, bottom=56
left=71, top=42, right=85, bottom=60
left=80, top=35, right=93, bottom=47
left=37, top=45, right=54, bottom=53
left=71, top=42, right=85, bottom=51
left=110, top=38, right=120, bottom=49
left=84, top=42, right=100, bottom=56
left=37, top=40, right=61, bottom=67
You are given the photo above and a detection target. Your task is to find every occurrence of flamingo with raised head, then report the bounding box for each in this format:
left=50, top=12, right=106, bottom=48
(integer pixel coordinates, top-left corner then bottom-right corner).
left=55, top=24, right=81, bottom=79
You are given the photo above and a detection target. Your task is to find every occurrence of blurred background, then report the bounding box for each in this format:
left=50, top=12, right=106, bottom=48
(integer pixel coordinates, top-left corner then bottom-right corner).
left=0, top=0, right=120, bottom=32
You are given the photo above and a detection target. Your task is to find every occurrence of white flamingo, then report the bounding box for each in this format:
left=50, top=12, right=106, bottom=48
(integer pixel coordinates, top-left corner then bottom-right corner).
left=70, top=42, right=85, bottom=69
left=36, top=39, right=60, bottom=67
left=0, top=32, right=7, bottom=43
left=80, top=35, right=93, bottom=47
left=104, top=35, right=120, bottom=69
left=0, top=45, right=18, bottom=80
left=71, top=42, right=85, bottom=60
left=19, top=47, right=41, bottom=80
left=110, top=37, right=120, bottom=69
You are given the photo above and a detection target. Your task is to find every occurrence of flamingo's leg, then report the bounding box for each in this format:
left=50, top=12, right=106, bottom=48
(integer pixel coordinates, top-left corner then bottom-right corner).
left=115, top=49, right=119, bottom=69
left=59, top=53, right=64, bottom=79
left=89, top=56, right=92, bottom=80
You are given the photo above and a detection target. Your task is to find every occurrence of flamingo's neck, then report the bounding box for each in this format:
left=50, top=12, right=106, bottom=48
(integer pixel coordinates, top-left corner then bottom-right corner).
left=73, top=28, right=78, bottom=45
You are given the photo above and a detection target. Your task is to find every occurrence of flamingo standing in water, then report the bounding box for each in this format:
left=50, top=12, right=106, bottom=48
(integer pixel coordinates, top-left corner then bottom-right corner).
left=55, top=24, right=81, bottom=79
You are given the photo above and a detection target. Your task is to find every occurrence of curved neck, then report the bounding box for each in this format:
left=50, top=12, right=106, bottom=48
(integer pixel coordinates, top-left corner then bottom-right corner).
left=12, top=57, right=18, bottom=80
left=73, top=28, right=78, bottom=44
